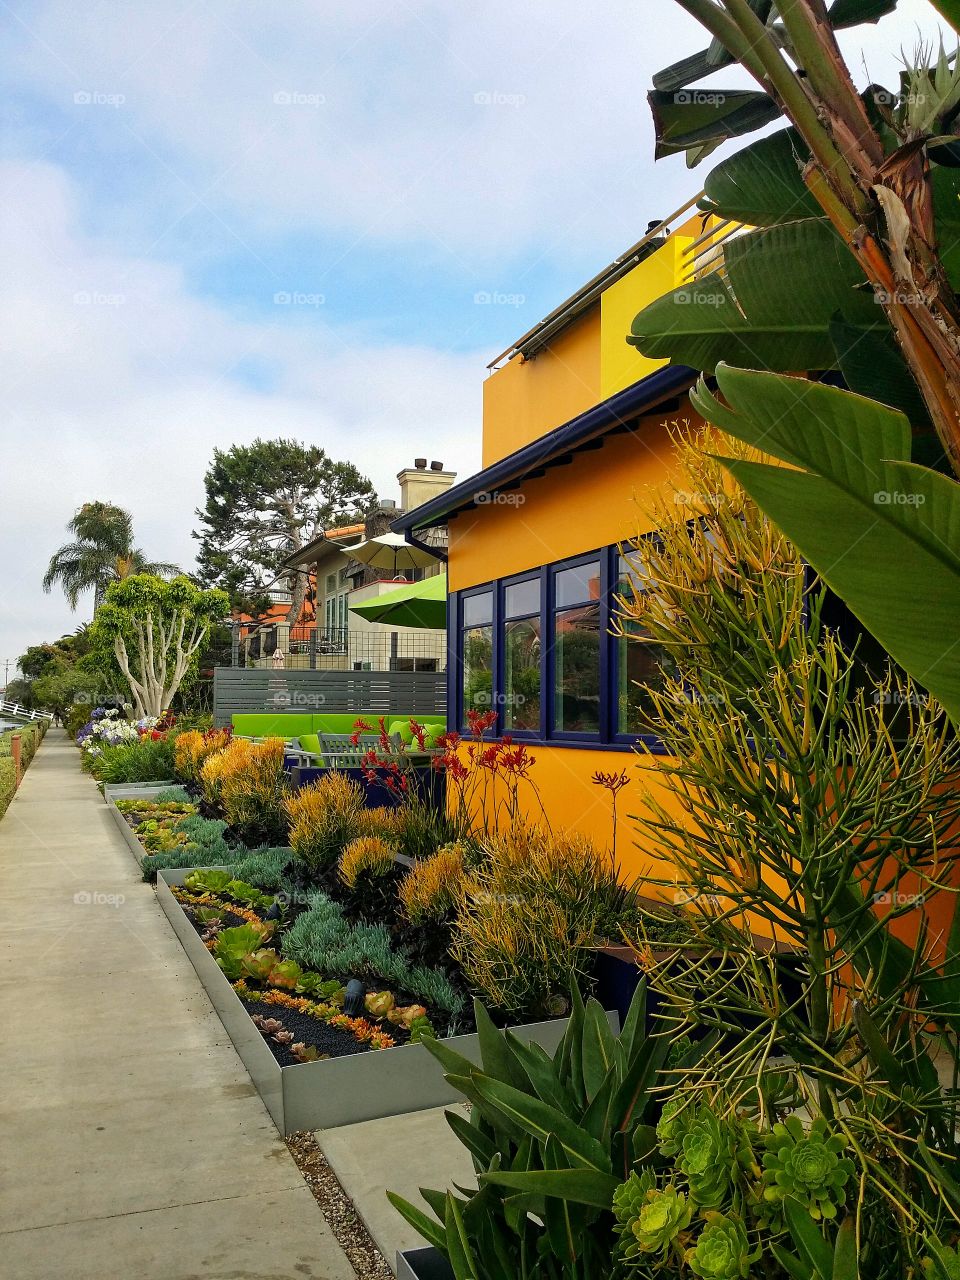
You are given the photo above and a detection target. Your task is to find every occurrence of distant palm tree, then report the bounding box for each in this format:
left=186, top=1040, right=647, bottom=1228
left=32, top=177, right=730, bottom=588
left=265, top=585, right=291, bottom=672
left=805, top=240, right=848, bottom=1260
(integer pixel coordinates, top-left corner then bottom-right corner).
left=43, top=502, right=181, bottom=611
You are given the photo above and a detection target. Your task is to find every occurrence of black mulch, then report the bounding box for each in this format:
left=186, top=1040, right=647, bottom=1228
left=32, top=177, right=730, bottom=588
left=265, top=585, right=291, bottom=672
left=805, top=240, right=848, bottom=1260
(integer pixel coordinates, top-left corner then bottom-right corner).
left=238, top=996, right=373, bottom=1067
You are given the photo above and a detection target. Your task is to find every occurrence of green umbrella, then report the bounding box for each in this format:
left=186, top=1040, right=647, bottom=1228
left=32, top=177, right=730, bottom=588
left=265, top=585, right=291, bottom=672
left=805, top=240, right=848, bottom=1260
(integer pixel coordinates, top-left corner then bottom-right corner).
left=349, top=572, right=447, bottom=629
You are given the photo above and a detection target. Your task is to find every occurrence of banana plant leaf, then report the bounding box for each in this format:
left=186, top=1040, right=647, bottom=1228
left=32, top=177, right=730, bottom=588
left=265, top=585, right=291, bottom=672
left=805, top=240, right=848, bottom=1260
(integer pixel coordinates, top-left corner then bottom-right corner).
left=630, top=219, right=883, bottom=371
left=698, top=128, right=824, bottom=226
left=828, top=318, right=933, bottom=434
left=690, top=364, right=960, bottom=722
left=648, top=89, right=780, bottom=166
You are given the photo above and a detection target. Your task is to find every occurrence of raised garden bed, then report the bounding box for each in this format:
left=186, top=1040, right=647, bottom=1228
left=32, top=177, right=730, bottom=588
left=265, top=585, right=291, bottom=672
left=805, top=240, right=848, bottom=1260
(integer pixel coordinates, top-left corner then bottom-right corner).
left=102, top=781, right=177, bottom=803
left=157, top=866, right=618, bottom=1132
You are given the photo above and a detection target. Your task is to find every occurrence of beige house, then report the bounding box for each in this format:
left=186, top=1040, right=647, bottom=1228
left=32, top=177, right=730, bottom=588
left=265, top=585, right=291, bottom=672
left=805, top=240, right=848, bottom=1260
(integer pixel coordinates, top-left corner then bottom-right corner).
left=243, top=460, right=455, bottom=671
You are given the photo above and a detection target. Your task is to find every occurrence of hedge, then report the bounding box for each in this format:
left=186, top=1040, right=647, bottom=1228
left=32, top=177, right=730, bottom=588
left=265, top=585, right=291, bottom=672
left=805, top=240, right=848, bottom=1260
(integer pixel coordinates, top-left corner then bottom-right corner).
left=0, top=722, right=45, bottom=821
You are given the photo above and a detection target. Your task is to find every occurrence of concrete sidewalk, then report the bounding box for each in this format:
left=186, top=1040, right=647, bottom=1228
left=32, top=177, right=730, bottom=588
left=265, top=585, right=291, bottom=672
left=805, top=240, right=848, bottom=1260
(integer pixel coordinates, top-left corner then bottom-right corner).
left=0, top=730, right=355, bottom=1279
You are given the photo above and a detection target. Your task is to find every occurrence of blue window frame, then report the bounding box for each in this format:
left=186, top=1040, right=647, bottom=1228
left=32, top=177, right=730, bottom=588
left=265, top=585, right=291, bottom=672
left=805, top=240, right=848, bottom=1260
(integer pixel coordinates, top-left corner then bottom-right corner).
left=448, top=541, right=671, bottom=749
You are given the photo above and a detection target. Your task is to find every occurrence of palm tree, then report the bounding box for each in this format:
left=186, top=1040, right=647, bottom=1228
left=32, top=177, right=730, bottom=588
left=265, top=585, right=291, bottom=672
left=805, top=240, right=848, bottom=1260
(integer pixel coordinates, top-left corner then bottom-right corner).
left=43, top=502, right=181, bottom=611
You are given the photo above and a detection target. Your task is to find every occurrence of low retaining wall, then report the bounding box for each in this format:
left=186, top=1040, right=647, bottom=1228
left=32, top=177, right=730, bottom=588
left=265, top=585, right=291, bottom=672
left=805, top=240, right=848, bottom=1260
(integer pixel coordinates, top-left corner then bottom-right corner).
left=157, top=867, right=618, bottom=1133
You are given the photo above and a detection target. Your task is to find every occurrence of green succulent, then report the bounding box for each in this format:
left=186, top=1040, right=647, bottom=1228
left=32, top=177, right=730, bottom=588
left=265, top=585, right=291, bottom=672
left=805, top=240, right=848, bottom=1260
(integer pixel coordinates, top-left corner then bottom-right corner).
left=761, top=1116, right=854, bottom=1220
left=614, top=1173, right=693, bottom=1261
left=213, top=922, right=272, bottom=979
left=686, top=1213, right=753, bottom=1279
left=679, top=1108, right=735, bottom=1209
left=657, top=1095, right=692, bottom=1156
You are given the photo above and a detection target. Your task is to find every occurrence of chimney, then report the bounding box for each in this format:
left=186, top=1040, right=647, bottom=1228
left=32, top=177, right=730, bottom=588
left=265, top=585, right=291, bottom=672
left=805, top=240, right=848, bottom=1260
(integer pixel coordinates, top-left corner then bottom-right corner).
left=397, top=459, right=457, bottom=515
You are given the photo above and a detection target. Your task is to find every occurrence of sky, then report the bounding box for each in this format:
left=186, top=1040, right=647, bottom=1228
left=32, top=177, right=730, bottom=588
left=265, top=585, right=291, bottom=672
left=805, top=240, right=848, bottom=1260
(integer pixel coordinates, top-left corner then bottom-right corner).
left=0, top=0, right=947, bottom=672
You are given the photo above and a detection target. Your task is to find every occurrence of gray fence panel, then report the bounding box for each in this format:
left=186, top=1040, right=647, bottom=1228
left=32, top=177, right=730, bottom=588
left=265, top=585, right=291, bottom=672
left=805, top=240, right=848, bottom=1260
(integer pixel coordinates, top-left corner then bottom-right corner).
left=213, top=667, right=447, bottom=726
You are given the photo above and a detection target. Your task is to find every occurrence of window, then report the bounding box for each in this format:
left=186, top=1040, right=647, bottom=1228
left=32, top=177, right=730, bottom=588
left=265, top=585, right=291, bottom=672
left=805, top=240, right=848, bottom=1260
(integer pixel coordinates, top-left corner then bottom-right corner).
left=503, top=577, right=540, bottom=731
left=552, top=559, right=602, bottom=734
left=614, top=553, right=674, bottom=735
left=461, top=590, right=493, bottom=722
left=452, top=545, right=671, bottom=747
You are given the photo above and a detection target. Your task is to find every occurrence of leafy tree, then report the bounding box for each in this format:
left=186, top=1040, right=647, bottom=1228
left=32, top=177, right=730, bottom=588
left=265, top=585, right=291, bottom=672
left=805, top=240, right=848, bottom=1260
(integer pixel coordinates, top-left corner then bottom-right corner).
left=192, top=438, right=376, bottom=624
left=88, top=575, right=229, bottom=718
left=31, top=665, right=101, bottom=721
left=43, top=502, right=180, bottom=611
left=631, top=1, right=960, bottom=721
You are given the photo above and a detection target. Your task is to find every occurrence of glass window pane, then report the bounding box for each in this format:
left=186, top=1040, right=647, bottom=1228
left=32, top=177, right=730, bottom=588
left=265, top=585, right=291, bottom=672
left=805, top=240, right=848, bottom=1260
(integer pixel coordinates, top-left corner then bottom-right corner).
left=463, top=591, right=493, bottom=627
left=504, top=617, right=541, bottom=730
left=504, top=577, right=540, bottom=619
left=555, top=560, right=601, bottom=608
left=462, top=624, right=493, bottom=718
left=618, top=632, right=675, bottom=735
left=554, top=604, right=600, bottom=733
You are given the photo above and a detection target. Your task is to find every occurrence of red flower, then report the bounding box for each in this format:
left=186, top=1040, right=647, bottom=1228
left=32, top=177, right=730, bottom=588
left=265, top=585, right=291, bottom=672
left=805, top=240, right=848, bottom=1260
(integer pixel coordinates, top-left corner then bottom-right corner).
left=351, top=717, right=373, bottom=746
left=408, top=718, right=427, bottom=751
left=466, top=708, right=497, bottom=738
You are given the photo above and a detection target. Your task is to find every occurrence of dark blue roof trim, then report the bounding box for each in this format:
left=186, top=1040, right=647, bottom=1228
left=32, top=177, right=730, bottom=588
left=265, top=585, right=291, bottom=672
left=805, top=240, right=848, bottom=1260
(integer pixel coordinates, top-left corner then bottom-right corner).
left=391, top=363, right=697, bottom=533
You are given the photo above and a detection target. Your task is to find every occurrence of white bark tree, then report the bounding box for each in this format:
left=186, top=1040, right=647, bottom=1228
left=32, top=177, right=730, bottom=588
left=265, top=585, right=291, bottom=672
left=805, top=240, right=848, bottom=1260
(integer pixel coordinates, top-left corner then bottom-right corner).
left=90, top=575, right=229, bottom=718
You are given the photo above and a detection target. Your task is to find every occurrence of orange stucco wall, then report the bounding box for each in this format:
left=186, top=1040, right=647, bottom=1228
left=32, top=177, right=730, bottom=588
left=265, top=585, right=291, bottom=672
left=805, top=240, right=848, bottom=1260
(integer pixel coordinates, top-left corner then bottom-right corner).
left=481, top=308, right=601, bottom=468
left=449, top=411, right=696, bottom=592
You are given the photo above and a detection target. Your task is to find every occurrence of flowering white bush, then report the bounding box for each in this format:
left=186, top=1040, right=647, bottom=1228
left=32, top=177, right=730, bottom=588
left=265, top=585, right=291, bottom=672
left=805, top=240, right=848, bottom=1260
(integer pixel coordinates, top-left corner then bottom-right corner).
left=77, top=708, right=159, bottom=758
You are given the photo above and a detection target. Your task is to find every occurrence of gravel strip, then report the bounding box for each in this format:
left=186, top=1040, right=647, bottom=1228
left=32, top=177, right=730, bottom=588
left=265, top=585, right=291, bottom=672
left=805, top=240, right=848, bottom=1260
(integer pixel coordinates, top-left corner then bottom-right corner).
left=286, top=1130, right=394, bottom=1280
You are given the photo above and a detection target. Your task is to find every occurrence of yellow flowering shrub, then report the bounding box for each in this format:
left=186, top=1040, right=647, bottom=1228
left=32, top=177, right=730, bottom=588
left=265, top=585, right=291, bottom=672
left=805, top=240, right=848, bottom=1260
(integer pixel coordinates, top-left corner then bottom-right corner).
left=284, top=772, right=366, bottom=870
left=399, top=843, right=468, bottom=925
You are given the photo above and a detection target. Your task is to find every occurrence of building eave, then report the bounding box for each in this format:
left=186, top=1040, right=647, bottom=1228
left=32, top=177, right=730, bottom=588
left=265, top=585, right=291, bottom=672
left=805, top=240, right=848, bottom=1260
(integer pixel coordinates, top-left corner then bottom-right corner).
left=391, top=363, right=697, bottom=535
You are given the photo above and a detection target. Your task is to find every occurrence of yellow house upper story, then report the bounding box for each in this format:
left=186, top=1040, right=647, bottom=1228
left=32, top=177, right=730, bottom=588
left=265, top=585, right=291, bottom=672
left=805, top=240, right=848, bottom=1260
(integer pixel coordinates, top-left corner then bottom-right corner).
left=391, top=204, right=740, bottom=880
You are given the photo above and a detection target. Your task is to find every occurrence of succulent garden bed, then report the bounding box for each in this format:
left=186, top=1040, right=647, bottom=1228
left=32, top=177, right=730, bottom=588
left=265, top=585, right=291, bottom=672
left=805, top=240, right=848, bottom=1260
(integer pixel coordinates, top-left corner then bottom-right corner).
left=157, top=866, right=609, bottom=1132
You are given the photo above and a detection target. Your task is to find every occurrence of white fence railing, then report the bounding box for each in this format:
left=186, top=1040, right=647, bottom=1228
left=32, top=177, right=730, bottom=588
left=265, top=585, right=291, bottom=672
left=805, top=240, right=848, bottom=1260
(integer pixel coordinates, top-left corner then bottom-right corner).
left=0, top=700, right=53, bottom=723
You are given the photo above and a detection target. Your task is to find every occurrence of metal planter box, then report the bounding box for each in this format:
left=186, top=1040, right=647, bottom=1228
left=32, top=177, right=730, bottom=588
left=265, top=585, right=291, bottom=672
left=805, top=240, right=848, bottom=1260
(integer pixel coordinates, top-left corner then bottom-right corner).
left=106, top=797, right=152, bottom=866
left=396, top=1248, right=453, bottom=1280
left=156, top=867, right=618, bottom=1133
left=102, top=781, right=178, bottom=803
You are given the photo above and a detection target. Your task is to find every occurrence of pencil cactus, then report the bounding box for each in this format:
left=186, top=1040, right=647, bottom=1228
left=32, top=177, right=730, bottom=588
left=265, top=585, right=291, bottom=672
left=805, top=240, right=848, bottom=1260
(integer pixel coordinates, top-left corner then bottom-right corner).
left=761, top=1116, right=854, bottom=1220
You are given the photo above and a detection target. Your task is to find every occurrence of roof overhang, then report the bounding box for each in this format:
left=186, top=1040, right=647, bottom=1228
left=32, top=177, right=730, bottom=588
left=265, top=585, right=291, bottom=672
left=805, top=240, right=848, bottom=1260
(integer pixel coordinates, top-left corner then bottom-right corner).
left=391, top=363, right=697, bottom=536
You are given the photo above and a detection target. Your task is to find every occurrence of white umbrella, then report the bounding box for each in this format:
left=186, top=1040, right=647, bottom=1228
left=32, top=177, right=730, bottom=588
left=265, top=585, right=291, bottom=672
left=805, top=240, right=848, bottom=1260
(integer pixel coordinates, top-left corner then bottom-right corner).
left=346, top=532, right=438, bottom=573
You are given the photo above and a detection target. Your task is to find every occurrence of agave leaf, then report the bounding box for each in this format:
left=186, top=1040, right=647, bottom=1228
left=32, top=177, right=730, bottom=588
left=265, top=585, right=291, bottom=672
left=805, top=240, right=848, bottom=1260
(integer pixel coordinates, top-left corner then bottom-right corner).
left=481, top=1167, right=621, bottom=1211
left=385, top=1191, right=447, bottom=1253
left=783, top=1197, right=834, bottom=1274
left=446, top=1108, right=497, bottom=1172
left=581, top=1000, right=617, bottom=1099
left=470, top=1076, right=612, bottom=1173
left=832, top=1217, right=860, bottom=1279
left=474, top=999, right=530, bottom=1092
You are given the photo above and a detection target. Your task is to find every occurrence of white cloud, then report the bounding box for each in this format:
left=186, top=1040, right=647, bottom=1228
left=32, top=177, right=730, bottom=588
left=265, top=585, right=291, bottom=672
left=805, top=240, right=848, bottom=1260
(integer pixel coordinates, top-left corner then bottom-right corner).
left=6, top=1, right=945, bottom=262
left=0, top=158, right=482, bottom=663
